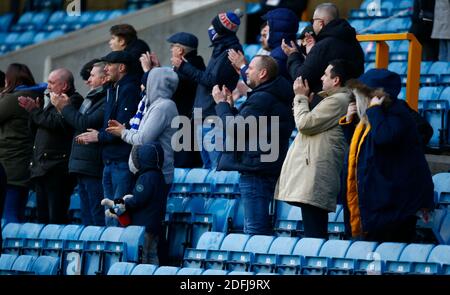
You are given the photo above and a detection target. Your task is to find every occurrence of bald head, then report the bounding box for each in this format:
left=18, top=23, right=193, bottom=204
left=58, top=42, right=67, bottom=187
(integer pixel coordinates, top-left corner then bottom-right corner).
left=48, top=68, right=75, bottom=94
left=314, top=3, right=339, bottom=24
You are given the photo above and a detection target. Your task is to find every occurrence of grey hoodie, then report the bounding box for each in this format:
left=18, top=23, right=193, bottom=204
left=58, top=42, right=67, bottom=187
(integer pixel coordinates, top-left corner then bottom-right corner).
left=121, top=67, right=179, bottom=183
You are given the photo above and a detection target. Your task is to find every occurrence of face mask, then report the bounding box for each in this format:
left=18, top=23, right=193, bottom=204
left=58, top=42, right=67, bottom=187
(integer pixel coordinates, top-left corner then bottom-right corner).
left=208, top=25, right=218, bottom=42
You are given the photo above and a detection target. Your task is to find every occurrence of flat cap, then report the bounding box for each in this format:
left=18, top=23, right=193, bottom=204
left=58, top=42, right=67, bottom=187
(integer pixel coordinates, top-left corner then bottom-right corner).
left=100, top=51, right=133, bottom=65
left=167, top=32, right=198, bottom=49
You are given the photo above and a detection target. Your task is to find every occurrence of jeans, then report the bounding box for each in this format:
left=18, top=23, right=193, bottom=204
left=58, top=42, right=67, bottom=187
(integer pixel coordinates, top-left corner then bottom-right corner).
left=77, top=175, right=105, bottom=226
left=102, top=161, right=134, bottom=226
left=239, top=174, right=277, bottom=235
left=195, top=123, right=221, bottom=169
left=2, top=185, right=28, bottom=224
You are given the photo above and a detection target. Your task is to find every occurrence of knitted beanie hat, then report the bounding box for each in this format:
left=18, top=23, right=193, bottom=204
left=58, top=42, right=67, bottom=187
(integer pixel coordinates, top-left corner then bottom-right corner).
left=212, top=9, right=242, bottom=35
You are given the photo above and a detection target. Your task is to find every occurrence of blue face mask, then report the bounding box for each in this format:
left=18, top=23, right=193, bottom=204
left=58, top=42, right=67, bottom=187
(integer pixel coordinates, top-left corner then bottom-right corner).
left=208, top=26, right=218, bottom=42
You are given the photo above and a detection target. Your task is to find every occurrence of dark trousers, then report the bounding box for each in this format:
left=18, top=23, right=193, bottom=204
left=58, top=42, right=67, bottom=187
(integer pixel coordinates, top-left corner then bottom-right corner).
left=299, top=203, right=329, bottom=239
left=364, top=216, right=418, bottom=243
left=77, top=174, right=105, bottom=226
left=34, top=169, right=75, bottom=224
left=2, top=185, right=28, bottom=224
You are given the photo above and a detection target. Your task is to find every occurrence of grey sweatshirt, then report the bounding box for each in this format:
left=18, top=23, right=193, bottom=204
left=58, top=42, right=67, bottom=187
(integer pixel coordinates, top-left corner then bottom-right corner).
left=121, top=67, right=179, bottom=183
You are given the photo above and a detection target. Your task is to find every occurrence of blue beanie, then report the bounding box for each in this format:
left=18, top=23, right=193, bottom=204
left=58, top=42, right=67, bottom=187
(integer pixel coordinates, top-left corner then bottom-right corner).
left=358, top=69, right=401, bottom=99
left=212, top=10, right=241, bottom=35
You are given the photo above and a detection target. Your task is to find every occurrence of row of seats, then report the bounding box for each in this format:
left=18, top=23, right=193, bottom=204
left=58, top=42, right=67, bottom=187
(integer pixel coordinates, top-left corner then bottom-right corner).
left=0, top=254, right=59, bottom=275
left=180, top=231, right=450, bottom=275
left=1, top=223, right=145, bottom=275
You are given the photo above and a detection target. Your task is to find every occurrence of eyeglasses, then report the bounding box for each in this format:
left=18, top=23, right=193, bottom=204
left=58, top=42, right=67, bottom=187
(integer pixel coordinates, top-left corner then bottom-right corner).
left=310, top=18, right=324, bottom=24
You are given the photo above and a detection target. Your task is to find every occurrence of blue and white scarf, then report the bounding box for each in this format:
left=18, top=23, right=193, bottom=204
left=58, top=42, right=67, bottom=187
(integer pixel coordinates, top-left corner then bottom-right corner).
left=129, top=96, right=147, bottom=131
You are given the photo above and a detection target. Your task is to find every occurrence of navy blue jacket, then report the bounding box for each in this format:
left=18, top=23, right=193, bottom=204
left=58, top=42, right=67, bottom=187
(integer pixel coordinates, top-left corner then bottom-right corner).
left=98, top=74, right=140, bottom=163
left=177, top=34, right=242, bottom=118
left=341, top=98, right=435, bottom=235
left=287, top=19, right=365, bottom=93
left=61, top=85, right=107, bottom=177
left=125, top=142, right=167, bottom=234
left=215, top=76, right=295, bottom=175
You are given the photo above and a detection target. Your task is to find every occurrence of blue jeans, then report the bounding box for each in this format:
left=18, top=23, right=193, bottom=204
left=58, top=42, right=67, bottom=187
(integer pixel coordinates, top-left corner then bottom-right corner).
left=102, top=161, right=134, bottom=226
left=195, top=123, right=221, bottom=169
left=239, top=174, right=278, bottom=235
left=77, top=175, right=105, bottom=226
left=2, top=185, right=28, bottom=224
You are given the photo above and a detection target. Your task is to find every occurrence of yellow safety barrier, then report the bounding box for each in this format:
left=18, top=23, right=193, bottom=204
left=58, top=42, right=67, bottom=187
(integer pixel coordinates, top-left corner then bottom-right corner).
left=357, top=33, right=422, bottom=111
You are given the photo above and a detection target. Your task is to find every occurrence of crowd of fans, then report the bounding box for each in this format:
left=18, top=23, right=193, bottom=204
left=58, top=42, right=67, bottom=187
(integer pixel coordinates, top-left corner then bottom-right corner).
left=0, top=2, right=439, bottom=263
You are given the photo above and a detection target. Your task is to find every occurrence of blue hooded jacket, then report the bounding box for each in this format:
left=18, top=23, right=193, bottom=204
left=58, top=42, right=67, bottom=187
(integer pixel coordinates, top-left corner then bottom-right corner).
left=125, top=142, right=167, bottom=234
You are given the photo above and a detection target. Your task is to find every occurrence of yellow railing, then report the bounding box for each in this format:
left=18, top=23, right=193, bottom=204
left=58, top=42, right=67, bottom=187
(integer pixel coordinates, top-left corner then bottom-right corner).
left=357, top=33, right=422, bottom=111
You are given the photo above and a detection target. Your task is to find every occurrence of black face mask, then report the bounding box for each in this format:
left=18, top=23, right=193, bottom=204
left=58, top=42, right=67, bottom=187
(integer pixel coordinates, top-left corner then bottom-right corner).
left=300, top=44, right=307, bottom=56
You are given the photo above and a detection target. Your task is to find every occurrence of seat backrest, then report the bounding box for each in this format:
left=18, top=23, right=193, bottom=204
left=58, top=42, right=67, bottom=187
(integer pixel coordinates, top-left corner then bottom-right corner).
left=39, top=224, right=65, bottom=240
left=59, top=224, right=85, bottom=240
left=399, top=244, right=435, bottom=262
left=202, top=269, right=228, bottom=275
left=268, top=237, right=299, bottom=255
left=433, top=173, right=450, bottom=203
left=196, top=232, right=226, bottom=250
left=130, top=264, right=157, bottom=275
left=176, top=267, right=204, bottom=275
left=419, top=86, right=443, bottom=100
left=328, top=205, right=342, bottom=222
left=18, top=223, right=45, bottom=238
left=0, top=254, right=18, bottom=271
left=292, top=238, right=325, bottom=256
left=318, top=240, right=352, bottom=258
left=1, top=223, right=22, bottom=239
left=373, top=242, right=407, bottom=261
left=427, top=245, right=450, bottom=265
left=428, top=61, right=449, bottom=75
left=11, top=255, right=37, bottom=272
left=31, top=256, right=60, bottom=275
left=345, top=241, right=379, bottom=260
left=439, top=87, right=450, bottom=102
left=79, top=226, right=105, bottom=241
left=438, top=214, right=450, bottom=245
left=173, top=168, right=190, bottom=183
left=107, top=262, right=136, bottom=275
left=119, top=226, right=145, bottom=262
left=243, top=235, right=275, bottom=254
left=219, top=234, right=251, bottom=252
left=153, top=266, right=180, bottom=275
left=100, top=227, right=124, bottom=242
left=286, top=205, right=302, bottom=221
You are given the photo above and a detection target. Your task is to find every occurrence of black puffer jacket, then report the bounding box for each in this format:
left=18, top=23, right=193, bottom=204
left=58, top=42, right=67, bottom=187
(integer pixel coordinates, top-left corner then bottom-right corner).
left=125, top=38, right=151, bottom=79
left=287, top=19, right=365, bottom=93
left=29, top=90, right=83, bottom=178
left=61, top=85, right=107, bottom=177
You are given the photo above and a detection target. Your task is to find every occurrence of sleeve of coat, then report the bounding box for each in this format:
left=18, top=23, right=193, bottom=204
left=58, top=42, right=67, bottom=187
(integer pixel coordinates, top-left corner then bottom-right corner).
left=29, top=107, right=69, bottom=131
left=294, top=94, right=346, bottom=136
left=0, top=95, right=16, bottom=123
left=287, top=47, right=328, bottom=86
left=61, top=103, right=104, bottom=131
left=366, top=105, right=410, bottom=146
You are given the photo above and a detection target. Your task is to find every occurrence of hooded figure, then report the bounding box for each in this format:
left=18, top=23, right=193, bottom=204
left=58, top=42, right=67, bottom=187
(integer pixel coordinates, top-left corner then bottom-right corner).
left=339, top=69, right=434, bottom=243
left=120, top=67, right=179, bottom=184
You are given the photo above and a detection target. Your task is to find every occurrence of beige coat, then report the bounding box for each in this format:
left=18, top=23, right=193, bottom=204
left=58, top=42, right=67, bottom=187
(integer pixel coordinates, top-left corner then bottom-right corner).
left=274, top=88, right=351, bottom=212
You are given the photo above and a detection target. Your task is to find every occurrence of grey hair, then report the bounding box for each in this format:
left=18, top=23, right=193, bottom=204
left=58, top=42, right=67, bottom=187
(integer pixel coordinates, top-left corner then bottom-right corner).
left=175, top=43, right=196, bottom=55
left=353, top=89, right=370, bottom=124
left=92, top=62, right=107, bottom=77
left=315, top=3, right=339, bottom=24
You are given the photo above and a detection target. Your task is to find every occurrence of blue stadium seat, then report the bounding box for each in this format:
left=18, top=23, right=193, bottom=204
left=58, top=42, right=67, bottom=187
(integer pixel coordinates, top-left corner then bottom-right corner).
left=153, top=266, right=180, bottom=275
left=58, top=224, right=85, bottom=240
left=251, top=237, right=299, bottom=274
left=79, top=226, right=105, bottom=241
left=301, top=240, right=352, bottom=275
left=40, top=239, right=66, bottom=260
left=119, top=226, right=145, bottom=262
left=204, top=233, right=250, bottom=270
left=176, top=267, right=204, bottom=275
left=68, top=190, right=81, bottom=223
left=31, top=255, right=60, bottom=275
left=419, top=86, right=444, bottom=101
left=246, top=3, right=262, bottom=14
left=243, top=44, right=261, bottom=62
left=0, top=254, right=18, bottom=274
left=388, top=61, right=407, bottom=75
left=328, top=205, right=345, bottom=239
left=3, top=223, right=44, bottom=255
left=10, top=255, right=37, bottom=274
left=61, top=240, right=85, bottom=275
left=228, top=270, right=255, bottom=275
left=433, top=173, right=450, bottom=207
left=384, top=243, right=435, bottom=274
left=226, top=235, right=275, bottom=272
left=202, top=269, right=229, bottom=275
left=328, top=241, right=378, bottom=275
left=2, top=223, right=22, bottom=239
left=274, top=205, right=303, bottom=237
left=353, top=242, right=407, bottom=274
left=437, top=213, right=450, bottom=245
left=398, top=87, right=406, bottom=100
left=39, top=224, right=65, bottom=240
left=407, top=245, right=450, bottom=275
left=423, top=99, right=448, bottom=148
left=276, top=238, right=326, bottom=275
left=11, top=12, right=34, bottom=32
left=107, top=262, right=136, bottom=275
left=130, top=264, right=158, bottom=275
left=44, top=11, right=66, bottom=31
left=183, top=232, right=225, bottom=268
left=0, top=13, right=14, bottom=32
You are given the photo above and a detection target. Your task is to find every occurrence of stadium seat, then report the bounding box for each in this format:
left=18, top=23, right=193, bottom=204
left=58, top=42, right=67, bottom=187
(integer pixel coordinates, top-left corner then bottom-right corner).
left=107, top=262, right=136, bottom=275
left=10, top=255, right=37, bottom=274
left=437, top=213, right=450, bottom=245
left=228, top=270, right=255, bottom=275
left=58, top=224, right=85, bottom=240
left=226, top=235, right=275, bottom=272
left=433, top=173, right=450, bottom=207
left=276, top=238, right=326, bottom=275
left=407, top=245, right=450, bottom=275
left=203, top=233, right=250, bottom=270
left=353, top=242, right=407, bottom=274
left=31, top=255, right=60, bottom=275
left=61, top=240, right=85, bottom=275
left=130, top=264, right=158, bottom=275
left=301, top=240, right=352, bottom=275
left=384, top=243, right=435, bottom=274
left=0, top=254, right=18, bottom=274
left=251, top=237, right=299, bottom=274
left=202, top=269, right=228, bottom=275
left=183, top=232, right=225, bottom=268
left=79, top=226, right=105, bottom=241
left=176, top=267, right=204, bottom=275
left=0, top=13, right=14, bottom=32
left=119, top=226, right=145, bottom=262
left=274, top=204, right=303, bottom=237
left=153, top=266, right=180, bottom=275
left=68, top=191, right=81, bottom=223
left=328, top=205, right=345, bottom=239
left=39, top=224, right=65, bottom=240
left=2, top=223, right=22, bottom=239
left=328, top=241, right=378, bottom=275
